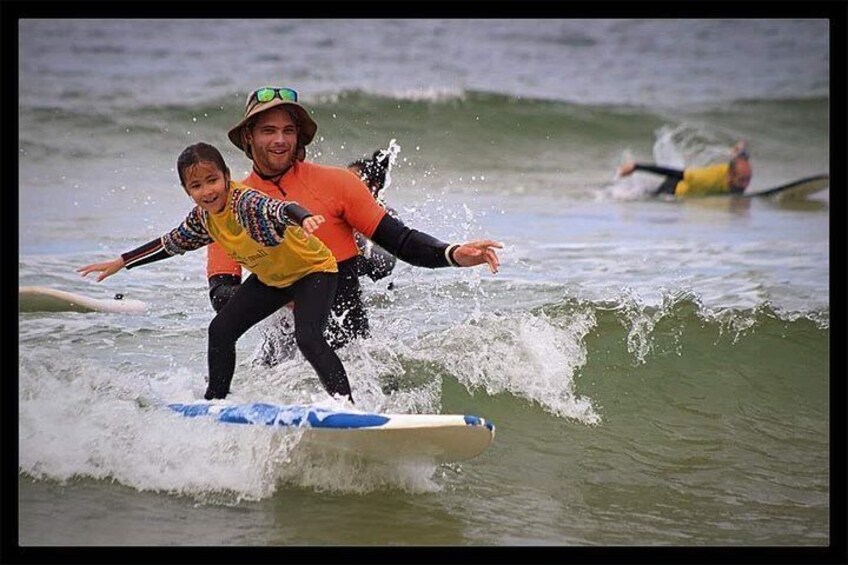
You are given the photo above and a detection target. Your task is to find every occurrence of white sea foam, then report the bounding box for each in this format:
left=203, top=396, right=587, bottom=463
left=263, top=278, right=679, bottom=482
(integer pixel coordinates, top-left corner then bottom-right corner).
left=417, top=310, right=601, bottom=425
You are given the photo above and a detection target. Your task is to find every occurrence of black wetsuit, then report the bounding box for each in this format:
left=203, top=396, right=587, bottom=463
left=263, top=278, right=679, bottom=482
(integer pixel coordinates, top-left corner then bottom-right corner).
left=209, top=209, right=457, bottom=354
left=210, top=261, right=368, bottom=352
left=631, top=164, right=685, bottom=195
left=207, top=272, right=352, bottom=402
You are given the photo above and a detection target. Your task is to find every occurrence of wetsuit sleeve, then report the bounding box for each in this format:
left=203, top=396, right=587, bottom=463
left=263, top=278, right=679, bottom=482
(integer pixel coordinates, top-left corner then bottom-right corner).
left=282, top=203, right=313, bottom=225
left=122, top=207, right=212, bottom=269
left=355, top=206, right=401, bottom=280
left=369, top=213, right=454, bottom=269
left=121, top=238, right=171, bottom=269
left=633, top=164, right=685, bottom=180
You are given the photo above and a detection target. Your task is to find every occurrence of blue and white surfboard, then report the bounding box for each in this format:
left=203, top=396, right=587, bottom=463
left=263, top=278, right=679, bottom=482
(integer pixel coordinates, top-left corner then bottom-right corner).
left=168, top=402, right=495, bottom=463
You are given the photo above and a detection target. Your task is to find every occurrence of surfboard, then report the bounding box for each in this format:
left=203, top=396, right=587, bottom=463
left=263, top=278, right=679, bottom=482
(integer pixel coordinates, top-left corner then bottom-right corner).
left=19, top=286, right=148, bottom=314
left=168, top=402, right=496, bottom=463
left=740, top=174, right=829, bottom=201
left=672, top=174, right=829, bottom=203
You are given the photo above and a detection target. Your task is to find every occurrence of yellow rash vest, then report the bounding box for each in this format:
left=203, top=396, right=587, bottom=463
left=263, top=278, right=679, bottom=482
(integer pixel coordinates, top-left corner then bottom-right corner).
left=123, top=182, right=337, bottom=288
left=674, top=163, right=731, bottom=196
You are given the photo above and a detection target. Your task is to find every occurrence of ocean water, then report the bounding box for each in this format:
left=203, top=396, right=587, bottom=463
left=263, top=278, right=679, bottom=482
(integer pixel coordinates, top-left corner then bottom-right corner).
left=15, top=18, right=835, bottom=551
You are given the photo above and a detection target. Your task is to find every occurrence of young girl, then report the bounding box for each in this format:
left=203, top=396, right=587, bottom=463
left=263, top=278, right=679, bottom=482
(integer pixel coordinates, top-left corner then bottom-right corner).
left=78, top=142, right=354, bottom=404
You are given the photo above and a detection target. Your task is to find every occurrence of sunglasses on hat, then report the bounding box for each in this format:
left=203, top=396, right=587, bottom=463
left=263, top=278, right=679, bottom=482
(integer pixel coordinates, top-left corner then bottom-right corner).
left=246, top=87, right=298, bottom=110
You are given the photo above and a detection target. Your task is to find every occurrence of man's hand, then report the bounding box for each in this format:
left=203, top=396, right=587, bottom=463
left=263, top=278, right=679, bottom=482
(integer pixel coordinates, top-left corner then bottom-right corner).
left=452, top=240, right=503, bottom=274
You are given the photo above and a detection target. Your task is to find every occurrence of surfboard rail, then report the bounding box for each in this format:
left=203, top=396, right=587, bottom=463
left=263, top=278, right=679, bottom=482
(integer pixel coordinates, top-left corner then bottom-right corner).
left=19, top=286, right=148, bottom=314
left=168, top=402, right=496, bottom=463
left=743, top=174, right=829, bottom=200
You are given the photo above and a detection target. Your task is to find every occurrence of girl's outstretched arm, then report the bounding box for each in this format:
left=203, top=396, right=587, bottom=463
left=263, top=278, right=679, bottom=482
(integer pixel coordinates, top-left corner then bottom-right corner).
left=78, top=207, right=213, bottom=281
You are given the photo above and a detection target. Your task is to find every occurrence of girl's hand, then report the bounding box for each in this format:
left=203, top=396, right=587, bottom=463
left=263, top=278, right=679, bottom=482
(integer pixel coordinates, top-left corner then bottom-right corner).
left=77, top=257, right=125, bottom=282
left=302, top=214, right=325, bottom=235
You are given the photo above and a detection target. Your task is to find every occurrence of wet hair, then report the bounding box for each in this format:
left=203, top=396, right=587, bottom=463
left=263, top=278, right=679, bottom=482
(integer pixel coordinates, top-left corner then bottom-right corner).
left=242, top=107, right=306, bottom=162
left=177, top=142, right=230, bottom=186
left=349, top=149, right=391, bottom=197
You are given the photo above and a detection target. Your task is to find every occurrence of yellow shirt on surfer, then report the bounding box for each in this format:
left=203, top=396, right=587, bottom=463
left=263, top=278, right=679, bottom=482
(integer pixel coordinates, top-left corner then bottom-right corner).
left=618, top=141, right=753, bottom=197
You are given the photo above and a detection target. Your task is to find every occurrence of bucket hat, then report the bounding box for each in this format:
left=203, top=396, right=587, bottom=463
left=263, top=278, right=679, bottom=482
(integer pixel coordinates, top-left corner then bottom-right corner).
left=227, top=87, right=317, bottom=154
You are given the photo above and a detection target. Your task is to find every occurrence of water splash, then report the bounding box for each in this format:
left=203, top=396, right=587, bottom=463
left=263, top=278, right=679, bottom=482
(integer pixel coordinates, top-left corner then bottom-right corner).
left=376, top=138, right=401, bottom=200
left=653, top=122, right=737, bottom=168
left=417, top=309, right=601, bottom=425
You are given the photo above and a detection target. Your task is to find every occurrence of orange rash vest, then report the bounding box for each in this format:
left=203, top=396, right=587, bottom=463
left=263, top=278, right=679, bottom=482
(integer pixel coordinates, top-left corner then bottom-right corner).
left=207, top=160, right=387, bottom=279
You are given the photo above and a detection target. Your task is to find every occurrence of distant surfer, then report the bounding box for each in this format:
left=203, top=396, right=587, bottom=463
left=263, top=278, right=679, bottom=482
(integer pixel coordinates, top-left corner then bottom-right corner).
left=617, top=141, right=752, bottom=197
left=206, top=86, right=501, bottom=359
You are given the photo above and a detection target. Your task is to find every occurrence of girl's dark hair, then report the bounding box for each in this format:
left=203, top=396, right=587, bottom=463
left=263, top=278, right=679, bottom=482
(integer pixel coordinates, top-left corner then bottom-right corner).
left=177, top=142, right=230, bottom=186
left=349, top=149, right=390, bottom=197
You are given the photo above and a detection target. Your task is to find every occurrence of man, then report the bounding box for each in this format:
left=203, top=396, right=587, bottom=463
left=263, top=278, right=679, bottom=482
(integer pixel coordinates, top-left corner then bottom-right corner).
left=207, top=86, right=501, bottom=354
left=618, top=141, right=752, bottom=197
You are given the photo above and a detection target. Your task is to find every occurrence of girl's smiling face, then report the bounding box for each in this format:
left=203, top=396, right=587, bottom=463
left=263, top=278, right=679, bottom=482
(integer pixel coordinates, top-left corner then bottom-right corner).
left=182, top=160, right=230, bottom=214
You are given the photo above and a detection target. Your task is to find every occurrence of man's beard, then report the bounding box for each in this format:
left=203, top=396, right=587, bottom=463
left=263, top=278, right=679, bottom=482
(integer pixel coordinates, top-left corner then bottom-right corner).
left=257, top=148, right=296, bottom=177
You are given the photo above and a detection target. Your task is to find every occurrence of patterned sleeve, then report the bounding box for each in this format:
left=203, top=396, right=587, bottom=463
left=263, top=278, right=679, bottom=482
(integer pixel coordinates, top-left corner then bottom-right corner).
left=232, top=188, right=300, bottom=246
left=162, top=207, right=214, bottom=254
left=122, top=208, right=212, bottom=270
